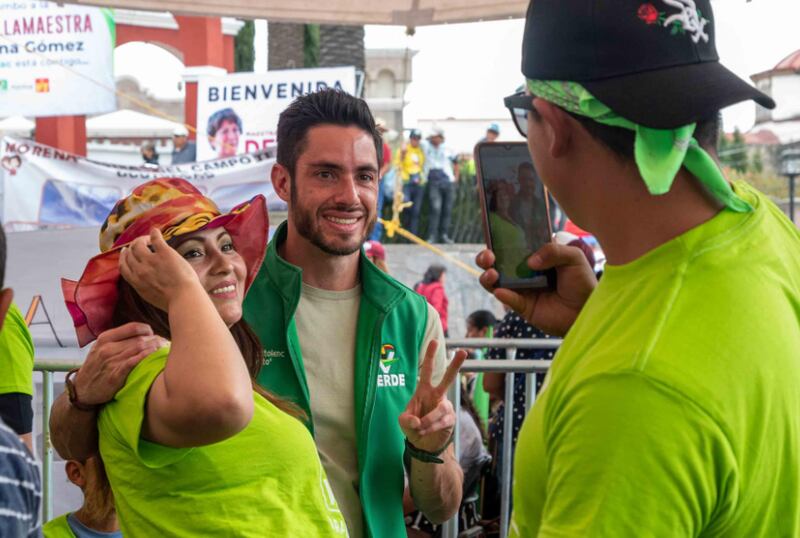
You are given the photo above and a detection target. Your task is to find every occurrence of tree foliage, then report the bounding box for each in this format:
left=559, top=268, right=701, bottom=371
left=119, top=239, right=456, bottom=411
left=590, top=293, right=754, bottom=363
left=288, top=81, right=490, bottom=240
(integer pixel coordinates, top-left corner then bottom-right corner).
left=718, top=128, right=748, bottom=173
left=234, top=20, right=255, bottom=72
left=304, top=24, right=320, bottom=67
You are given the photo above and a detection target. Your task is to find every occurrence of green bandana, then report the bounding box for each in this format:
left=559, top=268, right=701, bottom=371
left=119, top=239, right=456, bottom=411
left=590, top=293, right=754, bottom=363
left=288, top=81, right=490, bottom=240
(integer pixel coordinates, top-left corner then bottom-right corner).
left=527, top=80, right=752, bottom=212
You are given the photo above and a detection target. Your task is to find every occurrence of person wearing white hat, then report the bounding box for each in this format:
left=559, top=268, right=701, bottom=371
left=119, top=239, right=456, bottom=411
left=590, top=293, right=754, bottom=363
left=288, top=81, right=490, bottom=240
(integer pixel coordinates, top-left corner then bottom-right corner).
left=171, top=125, right=197, bottom=165
left=423, top=127, right=458, bottom=244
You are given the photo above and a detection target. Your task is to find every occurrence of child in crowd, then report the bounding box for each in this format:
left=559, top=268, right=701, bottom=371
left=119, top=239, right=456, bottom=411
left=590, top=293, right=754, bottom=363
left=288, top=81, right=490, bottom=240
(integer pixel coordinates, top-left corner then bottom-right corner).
left=43, top=456, right=120, bottom=538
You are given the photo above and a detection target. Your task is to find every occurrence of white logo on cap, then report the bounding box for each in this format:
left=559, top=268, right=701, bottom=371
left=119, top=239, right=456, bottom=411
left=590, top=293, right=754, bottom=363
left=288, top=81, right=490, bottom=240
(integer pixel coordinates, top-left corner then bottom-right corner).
left=662, top=0, right=709, bottom=44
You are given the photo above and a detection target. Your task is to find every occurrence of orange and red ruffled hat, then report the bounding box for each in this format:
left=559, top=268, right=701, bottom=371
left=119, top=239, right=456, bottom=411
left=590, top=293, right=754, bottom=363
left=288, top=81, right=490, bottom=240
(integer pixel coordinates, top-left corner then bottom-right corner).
left=62, top=178, right=268, bottom=347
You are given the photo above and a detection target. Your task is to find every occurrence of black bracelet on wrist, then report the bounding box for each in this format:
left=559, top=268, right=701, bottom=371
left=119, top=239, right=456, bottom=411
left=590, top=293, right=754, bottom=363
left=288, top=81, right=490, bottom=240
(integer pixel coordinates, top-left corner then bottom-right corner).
left=404, top=432, right=455, bottom=464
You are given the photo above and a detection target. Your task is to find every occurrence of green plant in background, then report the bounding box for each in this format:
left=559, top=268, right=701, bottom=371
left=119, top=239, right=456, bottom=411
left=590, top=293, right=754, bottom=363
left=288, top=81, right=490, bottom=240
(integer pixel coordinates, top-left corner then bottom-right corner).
left=234, top=20, right=255, bottom=72
left=719, top=128, right=749, bottom=174
left=751, top=150, right=764, bottom=174
left=304, top=24, right=320, bottom=67
left=725, top=167, right=787, bottom=201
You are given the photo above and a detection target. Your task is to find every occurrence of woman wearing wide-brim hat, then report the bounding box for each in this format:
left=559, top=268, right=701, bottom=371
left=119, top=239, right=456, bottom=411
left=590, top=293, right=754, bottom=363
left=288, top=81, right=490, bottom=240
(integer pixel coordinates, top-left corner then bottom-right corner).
left=61, top=178, right=348, bottom=537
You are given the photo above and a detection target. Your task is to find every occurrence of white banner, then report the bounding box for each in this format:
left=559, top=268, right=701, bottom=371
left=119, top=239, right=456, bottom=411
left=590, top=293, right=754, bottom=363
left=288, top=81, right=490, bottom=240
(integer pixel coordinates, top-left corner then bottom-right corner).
left=1, top=136, right=285, bottom=230
left=196, top=66, right=356, bottom=161
left=0, top=0, right=116, bottom=117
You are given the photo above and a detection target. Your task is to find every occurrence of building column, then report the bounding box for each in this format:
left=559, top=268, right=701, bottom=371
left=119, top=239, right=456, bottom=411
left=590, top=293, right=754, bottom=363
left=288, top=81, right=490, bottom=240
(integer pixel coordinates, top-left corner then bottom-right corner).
left=176, top=16, right=228, bottom=142
left=175, top=16, right=226, bottom=67
left=35, top=116, right=87, bottom=156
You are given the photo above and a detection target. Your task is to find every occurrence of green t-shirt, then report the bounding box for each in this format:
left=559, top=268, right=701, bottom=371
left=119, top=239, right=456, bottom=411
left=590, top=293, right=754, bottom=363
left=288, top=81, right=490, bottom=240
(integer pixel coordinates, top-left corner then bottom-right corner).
left=510, top=182, right=800, bottom=537
left=0, top=303, right=34, bottom=395
left=43, top=514, right=75, bottom=538
left=98, top=348, right=349, bottom=537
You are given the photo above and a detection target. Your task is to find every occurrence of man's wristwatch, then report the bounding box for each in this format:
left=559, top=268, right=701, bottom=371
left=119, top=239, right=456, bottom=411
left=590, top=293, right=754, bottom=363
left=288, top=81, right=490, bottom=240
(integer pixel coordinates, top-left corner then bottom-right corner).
left=404, top=433, right=455, bottom=464
left=64, top=368, right=99, bottom=412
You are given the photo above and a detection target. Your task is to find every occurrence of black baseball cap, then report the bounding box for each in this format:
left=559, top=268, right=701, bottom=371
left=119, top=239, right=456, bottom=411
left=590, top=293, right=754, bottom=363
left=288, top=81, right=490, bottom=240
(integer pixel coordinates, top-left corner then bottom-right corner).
left=521, top=0, right=775, bottom=129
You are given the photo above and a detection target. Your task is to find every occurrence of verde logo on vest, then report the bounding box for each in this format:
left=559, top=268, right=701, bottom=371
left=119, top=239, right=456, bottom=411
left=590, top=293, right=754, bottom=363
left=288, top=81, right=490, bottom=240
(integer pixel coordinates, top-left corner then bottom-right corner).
left=378, top=344, right=406, bottom=387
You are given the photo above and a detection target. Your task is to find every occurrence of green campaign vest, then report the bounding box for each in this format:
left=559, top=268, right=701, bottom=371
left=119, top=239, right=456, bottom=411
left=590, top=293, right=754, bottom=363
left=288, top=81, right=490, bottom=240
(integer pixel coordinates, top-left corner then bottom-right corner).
left=243, top=223, right=429, bottom=538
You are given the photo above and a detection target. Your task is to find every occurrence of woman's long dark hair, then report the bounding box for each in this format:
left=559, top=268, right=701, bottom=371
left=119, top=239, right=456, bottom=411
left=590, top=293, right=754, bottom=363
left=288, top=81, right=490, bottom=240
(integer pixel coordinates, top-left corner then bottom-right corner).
left=112, top=278, right=304, bottom=419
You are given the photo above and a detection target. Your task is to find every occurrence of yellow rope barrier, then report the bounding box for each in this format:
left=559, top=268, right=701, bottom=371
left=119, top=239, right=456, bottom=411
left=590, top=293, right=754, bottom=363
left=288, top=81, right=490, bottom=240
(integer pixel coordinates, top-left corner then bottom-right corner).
left=380, top=217, right=481, bottom=277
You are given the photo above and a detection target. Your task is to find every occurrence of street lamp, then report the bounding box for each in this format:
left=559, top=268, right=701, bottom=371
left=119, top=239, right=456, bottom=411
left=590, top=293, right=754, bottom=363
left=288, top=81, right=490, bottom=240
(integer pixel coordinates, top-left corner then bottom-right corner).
left=780, top=148, right=800, bottom=224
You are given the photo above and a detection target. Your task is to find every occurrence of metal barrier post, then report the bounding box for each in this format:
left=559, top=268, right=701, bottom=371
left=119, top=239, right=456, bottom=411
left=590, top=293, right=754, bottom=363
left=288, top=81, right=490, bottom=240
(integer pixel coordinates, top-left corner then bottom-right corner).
left=500, top=346, right=517, bottom=538
left=525, top=372, right=536, bottom=412
left=41, top=370, right=54, bottom=522
left=35, top=360, right=81, bottom=524
left=441, top=370, right=462, bottom=538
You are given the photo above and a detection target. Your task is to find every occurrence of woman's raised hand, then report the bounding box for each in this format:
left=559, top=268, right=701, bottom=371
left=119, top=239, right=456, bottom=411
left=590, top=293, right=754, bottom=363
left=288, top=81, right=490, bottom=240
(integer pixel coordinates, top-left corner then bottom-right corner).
left=119, top=229, right=203, bottom=311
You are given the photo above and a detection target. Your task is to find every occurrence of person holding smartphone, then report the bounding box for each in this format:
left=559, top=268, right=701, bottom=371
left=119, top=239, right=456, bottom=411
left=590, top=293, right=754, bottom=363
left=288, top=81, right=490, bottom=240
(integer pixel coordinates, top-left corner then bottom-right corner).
left=477, top=1, right=800, bottom=536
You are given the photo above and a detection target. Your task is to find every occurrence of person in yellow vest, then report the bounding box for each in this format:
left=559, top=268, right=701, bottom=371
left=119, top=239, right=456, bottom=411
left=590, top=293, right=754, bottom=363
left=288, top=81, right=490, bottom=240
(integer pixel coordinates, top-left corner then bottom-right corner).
left=43, top=456, right=120, bottom=538
left=395, top=129, right=426, bottom=236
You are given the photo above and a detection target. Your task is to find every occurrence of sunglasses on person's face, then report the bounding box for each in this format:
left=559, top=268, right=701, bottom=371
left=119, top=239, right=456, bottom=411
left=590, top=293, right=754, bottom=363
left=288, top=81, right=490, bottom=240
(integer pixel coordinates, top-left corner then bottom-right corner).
left=503, top=91, right=536, bottom=138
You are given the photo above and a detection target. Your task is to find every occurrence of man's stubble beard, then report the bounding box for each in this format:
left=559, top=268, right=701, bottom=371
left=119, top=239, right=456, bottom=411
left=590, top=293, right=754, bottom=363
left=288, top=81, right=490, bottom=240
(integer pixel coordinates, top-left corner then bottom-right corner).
left=290, top=177, right=376, bottom=256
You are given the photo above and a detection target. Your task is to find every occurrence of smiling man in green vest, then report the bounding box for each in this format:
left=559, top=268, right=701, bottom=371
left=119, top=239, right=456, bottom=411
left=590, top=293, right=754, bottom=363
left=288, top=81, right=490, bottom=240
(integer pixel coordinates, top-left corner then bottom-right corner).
left=243, top=89, right=463, bottom=538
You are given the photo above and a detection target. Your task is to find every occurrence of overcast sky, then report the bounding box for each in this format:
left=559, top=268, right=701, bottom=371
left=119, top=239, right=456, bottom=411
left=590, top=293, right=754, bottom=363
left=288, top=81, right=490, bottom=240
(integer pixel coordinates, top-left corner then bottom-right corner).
left=115, top=0, right=799, bottom=133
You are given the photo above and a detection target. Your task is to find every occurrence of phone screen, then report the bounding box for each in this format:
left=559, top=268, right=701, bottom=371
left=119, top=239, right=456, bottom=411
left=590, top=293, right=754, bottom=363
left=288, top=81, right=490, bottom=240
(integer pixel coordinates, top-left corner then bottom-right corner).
left=477, top=143, right=552, bottom=288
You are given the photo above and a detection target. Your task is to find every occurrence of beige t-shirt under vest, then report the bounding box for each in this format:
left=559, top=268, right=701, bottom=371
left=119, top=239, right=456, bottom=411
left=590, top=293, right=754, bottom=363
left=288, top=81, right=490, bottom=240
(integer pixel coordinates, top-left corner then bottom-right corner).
left=295, top=283, right=446, bottom=538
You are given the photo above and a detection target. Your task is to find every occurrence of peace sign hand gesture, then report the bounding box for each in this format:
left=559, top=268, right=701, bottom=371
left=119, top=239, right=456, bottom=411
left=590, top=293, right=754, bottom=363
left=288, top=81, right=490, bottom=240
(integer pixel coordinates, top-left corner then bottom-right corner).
left=399, top=340, right=467, bottom=454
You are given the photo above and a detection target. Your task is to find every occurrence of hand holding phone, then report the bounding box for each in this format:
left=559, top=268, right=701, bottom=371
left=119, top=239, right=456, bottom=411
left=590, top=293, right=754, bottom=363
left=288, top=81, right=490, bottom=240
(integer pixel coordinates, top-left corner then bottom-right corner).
left=474, top=142, right=555, bottom=289
left=475, top=244, right=597, bottom=337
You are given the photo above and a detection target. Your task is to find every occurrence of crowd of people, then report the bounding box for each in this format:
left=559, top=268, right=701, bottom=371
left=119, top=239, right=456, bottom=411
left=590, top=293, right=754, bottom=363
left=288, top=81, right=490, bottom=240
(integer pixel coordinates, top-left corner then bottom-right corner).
left=384, top=123, right=501, bottom=246
left=377, top=125, right=466, bottom=245
left=2, top=0, right=800, bottom=536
